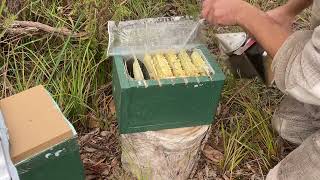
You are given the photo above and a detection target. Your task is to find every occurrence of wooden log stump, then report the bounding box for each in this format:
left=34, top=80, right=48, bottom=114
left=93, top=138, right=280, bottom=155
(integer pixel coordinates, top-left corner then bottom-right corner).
left=120, top=125, right=211, bottom=180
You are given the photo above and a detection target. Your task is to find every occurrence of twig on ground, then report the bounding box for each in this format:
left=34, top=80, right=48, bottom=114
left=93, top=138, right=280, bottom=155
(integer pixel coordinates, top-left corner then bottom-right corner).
left=6, top=27, right=38, bottom=35
left=3, top=20, right=87, bottom=38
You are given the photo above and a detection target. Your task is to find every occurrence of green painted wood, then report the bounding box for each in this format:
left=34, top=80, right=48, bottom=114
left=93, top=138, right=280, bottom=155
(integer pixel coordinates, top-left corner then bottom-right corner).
left=112, top=45, right=225, bottom=134
left=16, top=137, right=85, bottom=180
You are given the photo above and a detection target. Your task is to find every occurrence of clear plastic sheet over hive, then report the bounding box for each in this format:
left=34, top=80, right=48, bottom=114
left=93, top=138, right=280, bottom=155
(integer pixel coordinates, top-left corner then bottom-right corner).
left=107, top=16, right=205, bottom=56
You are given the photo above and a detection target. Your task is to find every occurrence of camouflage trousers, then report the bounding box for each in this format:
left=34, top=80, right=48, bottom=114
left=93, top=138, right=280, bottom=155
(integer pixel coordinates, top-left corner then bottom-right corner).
left=266, top=96, right=320, bottom=180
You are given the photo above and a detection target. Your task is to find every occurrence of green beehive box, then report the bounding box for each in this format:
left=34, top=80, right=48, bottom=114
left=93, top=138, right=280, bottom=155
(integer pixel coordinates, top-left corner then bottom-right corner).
left=0, top=85, right=85, bottom=180
left=15, top=137, right=84, bottom=180
left=112, top=45, right=225, bottom=134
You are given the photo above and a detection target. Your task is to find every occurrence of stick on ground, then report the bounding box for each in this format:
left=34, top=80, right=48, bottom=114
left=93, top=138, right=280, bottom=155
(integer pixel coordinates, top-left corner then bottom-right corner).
left=4, top=20, right=87, bottom=38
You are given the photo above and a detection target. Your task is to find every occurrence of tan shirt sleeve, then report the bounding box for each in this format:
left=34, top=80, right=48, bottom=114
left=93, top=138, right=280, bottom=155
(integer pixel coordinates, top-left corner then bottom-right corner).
left=272, top=26, right=320, bottom=106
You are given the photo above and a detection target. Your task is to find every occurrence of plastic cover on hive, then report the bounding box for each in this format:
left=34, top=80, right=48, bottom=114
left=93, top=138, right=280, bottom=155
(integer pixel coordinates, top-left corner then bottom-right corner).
left=107, top=16, right=206, bottom=56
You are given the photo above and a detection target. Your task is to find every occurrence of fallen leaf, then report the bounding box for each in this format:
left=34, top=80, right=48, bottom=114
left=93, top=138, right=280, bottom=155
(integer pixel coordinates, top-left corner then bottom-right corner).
left=84, top=147, right=97, bottom=153
left=223, top=174, right=230, bottom=180
left=203, top=145, right=224, bottom=163
left=94, top=157, right=106, bottom=166
left=102, top=165, right=112, bottom=176
left=88, top=118, right=100, bottom=129
left=85, top=175, right=98, bottom=180
left=82, top=158, right=91, bottom=164
left=80, top=134, right=91, bottom=144
left=100, top=131, right=109, bottom=137
left=197, top=171, right=204, bottom=180
left=246, top=163, right=257, bottom=174
left=108, top=99, right=116, bottom=115
left=205, top=165, right=217, bottom=178
left=111, top=158, right=118, bottom=167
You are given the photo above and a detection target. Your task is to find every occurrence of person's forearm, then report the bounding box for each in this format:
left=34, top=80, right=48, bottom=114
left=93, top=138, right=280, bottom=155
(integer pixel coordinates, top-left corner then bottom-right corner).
left=238, top=5, right=291, bottom=57
left=283, top=0, right=313, bottom=16
left=240, top=0, right=313, bottom=57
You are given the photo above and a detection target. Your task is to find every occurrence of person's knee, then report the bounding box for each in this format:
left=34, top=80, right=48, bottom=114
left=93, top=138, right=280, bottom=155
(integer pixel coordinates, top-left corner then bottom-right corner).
left=271, top=111, right=312, bottom=144
left=271, top=96, right=320, bottom=144
left=271, top=112, right=302, bottom=144
left=266, top=130, right=320, bottom=180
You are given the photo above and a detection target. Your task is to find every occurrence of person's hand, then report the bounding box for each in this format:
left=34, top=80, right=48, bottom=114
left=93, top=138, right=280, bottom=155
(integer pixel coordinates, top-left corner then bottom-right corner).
left=201, top=0, right=251, bottom=26
left=266, top=6, right=295, bottom=31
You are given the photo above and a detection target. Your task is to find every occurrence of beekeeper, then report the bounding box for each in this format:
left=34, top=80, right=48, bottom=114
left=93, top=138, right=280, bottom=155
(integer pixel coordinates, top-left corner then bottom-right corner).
left=202, top=0, right=320, bottom=179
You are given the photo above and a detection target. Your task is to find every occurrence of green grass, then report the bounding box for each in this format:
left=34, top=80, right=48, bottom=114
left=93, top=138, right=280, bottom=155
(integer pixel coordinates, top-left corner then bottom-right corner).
left=0, top=0, right=201, bottom=125
left=0, top=0, right=311, bottom=179
left=218, top=77, right=283, bottom=178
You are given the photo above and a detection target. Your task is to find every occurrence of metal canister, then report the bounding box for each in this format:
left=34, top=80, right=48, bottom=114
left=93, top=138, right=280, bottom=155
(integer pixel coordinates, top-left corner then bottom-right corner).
left=216, top=32, right=274, bottom=87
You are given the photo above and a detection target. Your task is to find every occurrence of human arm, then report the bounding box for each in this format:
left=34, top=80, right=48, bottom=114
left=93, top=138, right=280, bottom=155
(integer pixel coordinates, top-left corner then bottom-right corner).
left=201, top=0, right=312, bottom=58
left=237, top=4, right=290, bottom=58
left=202, top=0, right=320, bottom=105
left=267, top=0, right=313, bottom=30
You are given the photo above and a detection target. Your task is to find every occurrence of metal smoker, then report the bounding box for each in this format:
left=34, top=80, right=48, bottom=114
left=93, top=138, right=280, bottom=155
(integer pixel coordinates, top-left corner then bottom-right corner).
left=216, top=32, right=274, bottom=87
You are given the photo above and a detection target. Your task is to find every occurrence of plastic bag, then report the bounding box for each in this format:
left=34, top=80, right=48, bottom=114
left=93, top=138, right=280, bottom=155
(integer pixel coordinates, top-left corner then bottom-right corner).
left=0, top=112, right=19, bottom=180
